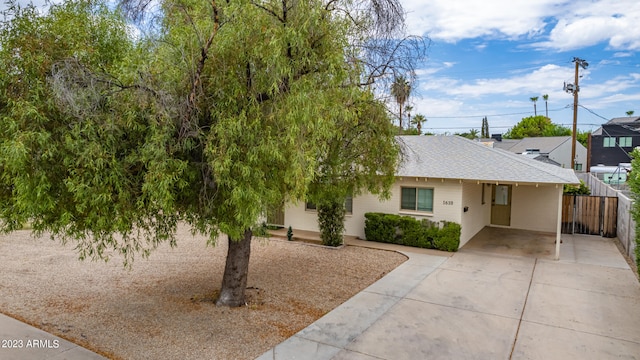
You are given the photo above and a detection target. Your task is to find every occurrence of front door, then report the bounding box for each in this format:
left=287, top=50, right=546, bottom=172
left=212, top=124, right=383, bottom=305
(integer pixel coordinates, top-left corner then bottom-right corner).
left=491, top=185, right=512, bottom=226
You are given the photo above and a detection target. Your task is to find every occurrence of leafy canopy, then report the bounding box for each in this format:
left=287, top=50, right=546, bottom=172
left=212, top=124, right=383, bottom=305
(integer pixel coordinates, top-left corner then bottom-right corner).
left=504, top=116, right=571, bottom=139
left=0, top=0, right=399, bottom=265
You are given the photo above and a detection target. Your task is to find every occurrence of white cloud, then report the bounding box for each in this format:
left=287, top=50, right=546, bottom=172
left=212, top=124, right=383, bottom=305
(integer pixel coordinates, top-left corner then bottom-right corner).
left=402, top=0, right=640, bottom=52
left=402, top=0, right=565, bottom=42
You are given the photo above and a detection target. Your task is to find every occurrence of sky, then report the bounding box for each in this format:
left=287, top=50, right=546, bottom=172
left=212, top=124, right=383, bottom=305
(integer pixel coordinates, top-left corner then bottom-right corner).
left=398, top=0, right=640, bottom=135
left=2, top=0, right=639, bottom=135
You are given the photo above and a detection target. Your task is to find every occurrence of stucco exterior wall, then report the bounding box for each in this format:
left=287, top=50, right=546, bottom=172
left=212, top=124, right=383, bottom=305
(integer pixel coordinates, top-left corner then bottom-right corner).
left=284, top=178, right=463, bottom=239
left=460, top=182, right=491, bottom=246
left=510, top=185, right=562, bottom=232
left=284, top=178, right=563, bottom=246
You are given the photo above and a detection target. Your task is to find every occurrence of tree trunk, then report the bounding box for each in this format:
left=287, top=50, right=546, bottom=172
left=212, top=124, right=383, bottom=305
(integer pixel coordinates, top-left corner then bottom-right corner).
left=216, top=228, right=252, bottom=307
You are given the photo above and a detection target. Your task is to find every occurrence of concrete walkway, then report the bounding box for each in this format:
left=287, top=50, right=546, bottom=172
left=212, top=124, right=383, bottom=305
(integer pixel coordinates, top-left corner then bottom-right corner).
left=257, top=233, right=640, bottom=359
left=0, top=313, right=106, bottom=360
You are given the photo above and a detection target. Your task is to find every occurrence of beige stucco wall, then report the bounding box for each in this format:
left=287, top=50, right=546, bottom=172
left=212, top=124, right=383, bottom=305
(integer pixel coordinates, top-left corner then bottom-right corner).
left=283, top=178, right=563, bottom=247
left=459, top=182, right=491, bottom=246
left=284, top=178, right=464, bottom=239
left=509, top=184, right=562, bottom=232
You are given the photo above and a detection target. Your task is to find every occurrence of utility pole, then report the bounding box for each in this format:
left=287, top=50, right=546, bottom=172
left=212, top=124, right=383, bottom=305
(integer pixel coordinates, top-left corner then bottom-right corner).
left=564, top=57, right=588, bottom=170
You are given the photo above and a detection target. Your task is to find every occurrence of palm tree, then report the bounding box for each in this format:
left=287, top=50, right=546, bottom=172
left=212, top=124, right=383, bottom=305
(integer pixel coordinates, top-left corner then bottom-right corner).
left=530, top=96, right=539, bottom=116
left=390, top=76, right=411, bottom=129
left=627, top=110, right=635, bottom=116
left=411, top=114, right=427, bottom=134
left=542, top=94, right=549, bottom=118
left=405, top=105, right=413, bottom=128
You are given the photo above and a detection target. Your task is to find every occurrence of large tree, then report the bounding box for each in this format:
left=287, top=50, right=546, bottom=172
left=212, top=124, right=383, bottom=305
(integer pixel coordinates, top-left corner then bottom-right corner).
left=390, top=75, right=411, bottom=129
left=0, top=0, right=421, bottom=307
left=504, top=116, right=571, bottom=139
left=307, top=91, right=399, bottom=247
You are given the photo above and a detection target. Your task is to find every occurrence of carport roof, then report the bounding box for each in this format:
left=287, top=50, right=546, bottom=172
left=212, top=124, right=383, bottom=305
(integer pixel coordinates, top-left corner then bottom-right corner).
left=397, top=135, right=579, bottom=184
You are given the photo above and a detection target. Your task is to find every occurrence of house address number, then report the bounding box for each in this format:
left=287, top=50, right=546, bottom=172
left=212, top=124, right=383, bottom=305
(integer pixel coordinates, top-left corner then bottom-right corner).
left=442, top=200, right=453, bottom=205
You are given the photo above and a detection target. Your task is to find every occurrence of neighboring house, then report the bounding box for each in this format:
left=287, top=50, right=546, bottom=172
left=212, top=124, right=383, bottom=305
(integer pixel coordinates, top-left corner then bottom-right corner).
left=590, top=116, right=640, bottom=167
left=487, top=136, right=587, bottom=171
left=284, top=136, right=579, bottom=256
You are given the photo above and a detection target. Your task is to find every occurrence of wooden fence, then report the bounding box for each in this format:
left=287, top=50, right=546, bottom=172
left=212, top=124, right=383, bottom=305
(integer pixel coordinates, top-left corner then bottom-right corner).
left=562, top=195, right=618, bottom=237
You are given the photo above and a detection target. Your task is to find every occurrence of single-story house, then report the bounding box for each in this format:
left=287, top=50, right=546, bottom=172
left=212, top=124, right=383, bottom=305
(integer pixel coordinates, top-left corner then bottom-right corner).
left=283, top=135, right=580, bottom=258
left=487, top=136, right=588, bottom=171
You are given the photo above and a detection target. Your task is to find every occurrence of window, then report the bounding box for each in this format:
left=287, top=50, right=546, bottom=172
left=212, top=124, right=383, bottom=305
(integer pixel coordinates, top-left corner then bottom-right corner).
left=603, top=137, right=615, bottom=147
left=344, top=196, right=353, bottom=214
left=619, top=137, right=632, bottom=147
left=400, top=187, right=433, bottom=212
left=574, top=163, right=583, bottom=171
left=306, top=196, right=353, bottom=214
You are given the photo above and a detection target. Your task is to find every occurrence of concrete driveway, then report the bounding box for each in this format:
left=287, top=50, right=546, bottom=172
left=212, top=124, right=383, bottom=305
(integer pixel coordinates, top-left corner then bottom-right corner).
left=258, top=230, right=640, bottom=359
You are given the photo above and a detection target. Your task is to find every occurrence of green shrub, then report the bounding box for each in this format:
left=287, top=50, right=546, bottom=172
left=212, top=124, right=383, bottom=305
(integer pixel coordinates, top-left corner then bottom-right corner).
left=563, top=180, right=591, bottom=195
left=433, top=221, right=461, bottom=252
left=363, top=212, right=460, bottom=252
left=364, top=213, right=398, bottom=243
left=317, top=200, right=345, bottom=247
left=287, top=226, right=293, bottom=241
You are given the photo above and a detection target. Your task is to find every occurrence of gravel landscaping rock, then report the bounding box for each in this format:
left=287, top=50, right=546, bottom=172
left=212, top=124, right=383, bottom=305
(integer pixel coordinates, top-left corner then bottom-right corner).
left=0, top=226, right=406, bottom=359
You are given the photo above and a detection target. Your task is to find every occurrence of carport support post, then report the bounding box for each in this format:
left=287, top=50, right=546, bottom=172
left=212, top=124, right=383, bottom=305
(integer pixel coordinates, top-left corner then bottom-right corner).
left=555, top=186, right=562, bottom=260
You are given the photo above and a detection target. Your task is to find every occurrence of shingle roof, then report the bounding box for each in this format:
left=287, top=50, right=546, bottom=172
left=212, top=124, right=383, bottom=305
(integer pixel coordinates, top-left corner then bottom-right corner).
left=396, top=135, right=579, bottom=184
left=606, top=116, right=640, bottom=125
left=496, top=136, right=573, bottom=154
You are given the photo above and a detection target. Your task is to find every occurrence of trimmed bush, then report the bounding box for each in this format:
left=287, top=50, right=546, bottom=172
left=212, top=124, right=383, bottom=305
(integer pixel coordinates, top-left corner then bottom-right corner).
left=317, top=200, right=346, bottom=247
left=364, top=212, right=460, bottom=252
left=433, top=221, right=461, bottom=252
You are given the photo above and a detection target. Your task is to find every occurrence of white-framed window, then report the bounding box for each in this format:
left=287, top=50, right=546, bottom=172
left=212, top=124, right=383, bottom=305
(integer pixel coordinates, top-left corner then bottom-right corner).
left=619, top=137, right=632, bottom=147
left=400, top=187, right=434, bottom=212
left=603, top=137, right=616, bottom=147
left=306, top=196, right=353, bottom=214
left=574, top=163, right=583, bottom=171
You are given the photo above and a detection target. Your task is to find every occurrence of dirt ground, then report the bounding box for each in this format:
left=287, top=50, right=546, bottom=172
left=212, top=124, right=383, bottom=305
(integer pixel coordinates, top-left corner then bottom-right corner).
left=0, top=226, right=406, bottom=359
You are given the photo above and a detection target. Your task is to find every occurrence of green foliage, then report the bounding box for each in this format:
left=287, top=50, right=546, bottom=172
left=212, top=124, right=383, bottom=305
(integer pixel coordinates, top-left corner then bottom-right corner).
left=433, top=221, right=461, bottom=252
left=0, top=0, right=399, bottom=266
left=364, top=213, right=460, bottom=252
left=402, top=128, right=421, bottom=135
left=317, top=200, right=345, bottom=246
left=627, top=148, right=640, bottom=276
left=481, top=117, right=489, bottom=138
left=576, top=130, right=590, bottom=147
left=563, top=180, right=591, bottom=195
left=287, top=226, right=293, bottom=242
left=504, top=116, right=571, bottom=139
left=455, top=129, right=479, bottom=140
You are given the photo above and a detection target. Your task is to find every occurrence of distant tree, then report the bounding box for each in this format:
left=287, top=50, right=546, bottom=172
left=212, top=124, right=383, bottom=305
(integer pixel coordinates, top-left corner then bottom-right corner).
left=530, top=96, right=539, bottom=116
left=627, top=110, right=635, bottom=116
left=576, top=130, right=590, bottom=147
left=456, top=129, right=479, bottom=140
left=405, top=105, right=413, bottom=127
left=481, top=116, right=489, bottom=138
left=411, top=114, right=427, bottom=134
left=504, top=116, right=570, bottom=139
left=402, top=128, right=421, bottom=135
left=390, top=76, right=411, bottom=130
left=542, top=94, right=549, bottom=118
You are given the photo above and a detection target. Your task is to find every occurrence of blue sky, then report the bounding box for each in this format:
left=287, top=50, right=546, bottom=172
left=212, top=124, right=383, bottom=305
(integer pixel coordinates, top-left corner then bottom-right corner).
left=3, top=0, right=639, bottom=136
left=399, top=0, right=640, bottom=135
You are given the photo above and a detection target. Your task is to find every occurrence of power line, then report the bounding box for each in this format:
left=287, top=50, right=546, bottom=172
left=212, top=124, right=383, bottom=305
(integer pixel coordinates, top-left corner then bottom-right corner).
left=426, top=106, right=570, bottom=119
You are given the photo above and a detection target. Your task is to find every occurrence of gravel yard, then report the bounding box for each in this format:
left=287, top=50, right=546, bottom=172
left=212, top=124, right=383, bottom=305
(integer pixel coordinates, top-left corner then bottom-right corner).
left=0, top=226, right=406, bottom=359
